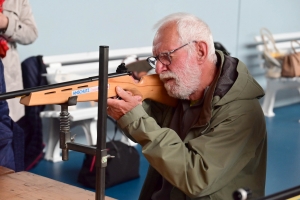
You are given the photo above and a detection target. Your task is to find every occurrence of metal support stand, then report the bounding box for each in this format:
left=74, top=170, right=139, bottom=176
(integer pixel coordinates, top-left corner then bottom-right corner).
left=95, top=46, right=109, bottom=200
left=57, top=46, right=109, bottom=200
left=60, top=96, right=77, bottom=161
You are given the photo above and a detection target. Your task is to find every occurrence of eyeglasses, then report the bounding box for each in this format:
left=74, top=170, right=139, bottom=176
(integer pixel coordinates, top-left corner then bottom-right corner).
left=147, top=41, right=196, bottom=68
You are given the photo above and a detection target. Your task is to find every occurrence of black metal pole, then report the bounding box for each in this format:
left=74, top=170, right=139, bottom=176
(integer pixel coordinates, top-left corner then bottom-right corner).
left=255, top=185, right=300, bottom=200
left=95, top=46, right=109, bottom=200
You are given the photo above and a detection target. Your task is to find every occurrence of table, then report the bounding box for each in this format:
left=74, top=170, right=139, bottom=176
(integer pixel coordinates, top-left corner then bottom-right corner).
left=0, top=166, right=14, bottom=176
left=0, top=171, right=116, bottom=200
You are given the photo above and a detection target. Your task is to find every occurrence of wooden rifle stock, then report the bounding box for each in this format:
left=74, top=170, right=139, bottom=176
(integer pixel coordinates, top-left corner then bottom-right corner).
left=0, top=73, right=177, bottom=107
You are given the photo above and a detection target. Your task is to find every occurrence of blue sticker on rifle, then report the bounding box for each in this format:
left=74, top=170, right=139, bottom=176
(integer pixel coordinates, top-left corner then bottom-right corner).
left=72, top=86, right=98, bottom=96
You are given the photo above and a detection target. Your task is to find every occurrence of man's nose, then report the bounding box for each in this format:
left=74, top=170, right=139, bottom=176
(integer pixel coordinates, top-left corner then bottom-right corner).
left=155, top=61, right=168, bottom=74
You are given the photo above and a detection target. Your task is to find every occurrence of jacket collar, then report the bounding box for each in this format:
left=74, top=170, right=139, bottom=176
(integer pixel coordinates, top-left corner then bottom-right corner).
left=194, top=50, right=224, bottom=127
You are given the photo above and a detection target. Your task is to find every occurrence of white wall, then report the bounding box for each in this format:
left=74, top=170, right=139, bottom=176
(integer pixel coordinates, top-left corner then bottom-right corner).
left=18, top=0, right=240, bottom=60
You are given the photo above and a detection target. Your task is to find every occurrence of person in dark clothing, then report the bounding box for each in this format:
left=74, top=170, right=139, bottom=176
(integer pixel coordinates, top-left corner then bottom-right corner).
left=0, top=59, right=24, bottom=172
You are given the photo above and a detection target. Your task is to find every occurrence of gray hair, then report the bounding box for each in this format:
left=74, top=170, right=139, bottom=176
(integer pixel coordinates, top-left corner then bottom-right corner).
left=153, top=13, right=217, bottom=63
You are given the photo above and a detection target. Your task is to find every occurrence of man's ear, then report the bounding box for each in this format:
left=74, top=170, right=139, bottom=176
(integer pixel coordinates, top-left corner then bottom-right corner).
left=196, top=41, right=208, bottom=64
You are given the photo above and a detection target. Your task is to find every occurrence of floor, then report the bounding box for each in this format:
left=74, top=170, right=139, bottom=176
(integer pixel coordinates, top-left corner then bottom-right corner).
left=29, top=103, right=300, bottom=200
left=29, top=145, right=147, bottom=200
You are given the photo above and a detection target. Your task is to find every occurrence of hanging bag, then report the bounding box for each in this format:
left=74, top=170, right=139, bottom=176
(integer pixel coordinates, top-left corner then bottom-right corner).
left=281, top=40, right=300, bottom=77
left=77, top=119, right=140, bottom=189
left=260, top=28, right=285, bottom=78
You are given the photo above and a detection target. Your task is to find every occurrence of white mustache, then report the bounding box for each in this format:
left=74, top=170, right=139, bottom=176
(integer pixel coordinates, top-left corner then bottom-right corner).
left=159, top=71, right=177, bottom=81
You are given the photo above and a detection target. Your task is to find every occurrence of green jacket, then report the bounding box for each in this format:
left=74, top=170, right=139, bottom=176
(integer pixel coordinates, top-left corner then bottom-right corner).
left=118, top=50, right=267, bottom=200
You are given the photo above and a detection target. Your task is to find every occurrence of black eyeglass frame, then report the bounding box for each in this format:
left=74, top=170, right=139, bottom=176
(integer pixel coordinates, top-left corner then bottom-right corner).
left=146, top=40, right=197, bottom=68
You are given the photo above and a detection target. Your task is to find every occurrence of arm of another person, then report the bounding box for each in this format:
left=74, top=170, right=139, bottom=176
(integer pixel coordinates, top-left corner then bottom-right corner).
left=1, top=0, right=38, bottom=44
left=115, top=95, right=266, bottom=198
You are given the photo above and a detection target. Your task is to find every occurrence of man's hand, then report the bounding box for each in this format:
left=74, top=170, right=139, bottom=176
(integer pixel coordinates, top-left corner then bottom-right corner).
left=107, top=86, right=142, bottom=120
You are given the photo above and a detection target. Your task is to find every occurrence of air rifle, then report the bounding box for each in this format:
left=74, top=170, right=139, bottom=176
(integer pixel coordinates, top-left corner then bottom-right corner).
left=0, top=64, right=177, bottom=107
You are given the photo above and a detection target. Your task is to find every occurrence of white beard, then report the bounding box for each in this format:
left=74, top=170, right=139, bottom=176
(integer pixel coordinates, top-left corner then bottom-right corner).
left=159, top=61, right=202, bottom=99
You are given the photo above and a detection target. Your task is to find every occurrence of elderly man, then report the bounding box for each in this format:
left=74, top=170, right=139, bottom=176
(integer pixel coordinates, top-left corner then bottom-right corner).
left=107, top=13, right=267, bottom=200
